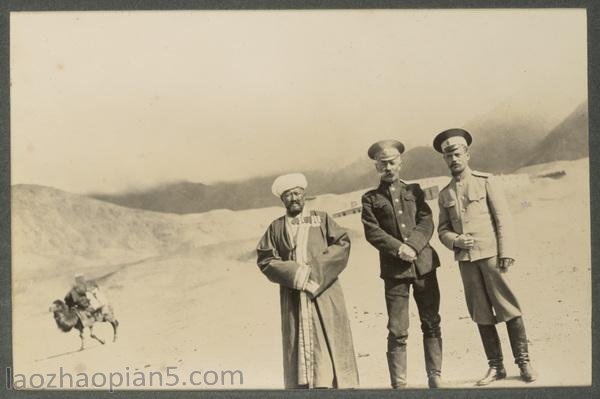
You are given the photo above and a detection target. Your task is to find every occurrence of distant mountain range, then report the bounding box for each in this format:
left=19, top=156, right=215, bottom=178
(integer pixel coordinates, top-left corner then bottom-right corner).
left=89, top=100, right=588, bottom=214
left=524, top=100, right=588, bottom=166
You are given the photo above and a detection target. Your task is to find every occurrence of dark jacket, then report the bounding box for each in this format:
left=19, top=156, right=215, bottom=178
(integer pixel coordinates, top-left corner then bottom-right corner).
left=64, top=286, right=90, bottom=310
left=361, top=179, right=440, bottom=279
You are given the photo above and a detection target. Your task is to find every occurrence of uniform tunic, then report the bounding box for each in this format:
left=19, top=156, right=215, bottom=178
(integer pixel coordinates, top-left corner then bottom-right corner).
left=256, top=210, right=359, bottom=388
left=438, top=168, right=522, bottom=325
left=361, top=179, right=440, bottom=279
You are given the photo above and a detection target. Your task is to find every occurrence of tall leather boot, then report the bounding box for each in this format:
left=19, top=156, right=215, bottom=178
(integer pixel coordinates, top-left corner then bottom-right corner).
left=476, top=324, right=507, bottom=386
left=386, top=349, right=407, bottom=389
left=423, top=337, right=443, bottom=388
left=506, top=316, right=537, bottom=382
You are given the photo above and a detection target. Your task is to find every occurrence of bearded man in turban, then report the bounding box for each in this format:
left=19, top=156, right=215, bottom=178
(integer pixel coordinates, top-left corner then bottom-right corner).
left=256, top=173, right=359, bottom=389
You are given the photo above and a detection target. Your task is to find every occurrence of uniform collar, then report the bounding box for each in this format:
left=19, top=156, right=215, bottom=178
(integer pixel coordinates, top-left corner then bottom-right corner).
left=379, top=177, right=404, bottom=189
left=453, top=167, right=472, bottom=182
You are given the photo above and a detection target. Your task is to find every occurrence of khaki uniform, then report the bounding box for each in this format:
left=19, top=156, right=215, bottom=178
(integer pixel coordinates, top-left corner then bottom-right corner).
left=438, top=169, right=521, bottom=325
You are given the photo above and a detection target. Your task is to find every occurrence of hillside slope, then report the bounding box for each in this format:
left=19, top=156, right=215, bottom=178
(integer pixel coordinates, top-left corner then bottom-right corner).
left=524, top=101, right=588, bottom=167
left=11, top=184, right=283, bottom=278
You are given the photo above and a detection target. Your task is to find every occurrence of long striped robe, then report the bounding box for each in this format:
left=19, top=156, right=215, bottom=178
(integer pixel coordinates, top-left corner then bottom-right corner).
left=256, top=209, right=359, bottom=389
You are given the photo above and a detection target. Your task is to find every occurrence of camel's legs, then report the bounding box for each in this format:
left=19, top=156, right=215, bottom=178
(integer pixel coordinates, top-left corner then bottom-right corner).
left=101, top=311, right=119, bottom=342
left=110, top=320, right=119, bottom=342
left=89, top=326, right=105, bottom=345
left=79, top=329, right=85, bottom=351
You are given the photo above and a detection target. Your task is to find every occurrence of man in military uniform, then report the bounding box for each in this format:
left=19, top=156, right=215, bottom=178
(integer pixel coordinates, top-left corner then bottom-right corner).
left=361, top=140, right=443, bottom=389
left=433, top=128, right=537, bottom=385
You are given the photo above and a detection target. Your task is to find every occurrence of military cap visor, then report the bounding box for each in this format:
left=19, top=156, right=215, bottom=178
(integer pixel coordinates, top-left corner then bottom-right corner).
left=433, top=128, right=473, bottom=153
left=368, top=140, right=405, bottom=160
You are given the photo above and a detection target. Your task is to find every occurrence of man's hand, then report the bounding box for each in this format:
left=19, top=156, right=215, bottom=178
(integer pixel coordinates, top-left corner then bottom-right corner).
left=304, top=280, right=320, bottom=299
left=497, top=257, right=515, bottom=273
left=397, top=244, right=417, bottom=262
left=454, top=234, right=475, bottom=249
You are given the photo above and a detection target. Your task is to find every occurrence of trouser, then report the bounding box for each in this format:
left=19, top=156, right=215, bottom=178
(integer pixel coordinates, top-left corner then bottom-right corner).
left=384, top=270, right=442, bottom=386
left=459, top=256, right=522, bottom=325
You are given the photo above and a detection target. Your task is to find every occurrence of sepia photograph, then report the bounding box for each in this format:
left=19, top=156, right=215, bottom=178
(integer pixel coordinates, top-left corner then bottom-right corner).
left=8, top=7, right=590, bottom=391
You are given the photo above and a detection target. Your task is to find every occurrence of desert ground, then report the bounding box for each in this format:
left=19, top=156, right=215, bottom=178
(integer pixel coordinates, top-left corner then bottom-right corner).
left=11, top=158, right=591, bottom=389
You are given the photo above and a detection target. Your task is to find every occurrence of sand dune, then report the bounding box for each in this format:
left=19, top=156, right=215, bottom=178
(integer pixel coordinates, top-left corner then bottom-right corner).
left=11, top=158, right=590, bottom=389
left=12, top=184, right=284, bottom=280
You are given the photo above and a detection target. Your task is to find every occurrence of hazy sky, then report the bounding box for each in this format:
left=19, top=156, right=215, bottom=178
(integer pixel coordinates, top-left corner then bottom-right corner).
left=11, top=9, right=588, bottom=194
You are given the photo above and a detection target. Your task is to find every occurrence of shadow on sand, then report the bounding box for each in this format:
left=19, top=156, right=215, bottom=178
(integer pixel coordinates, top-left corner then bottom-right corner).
left=34, top=344, right=103, bottom=363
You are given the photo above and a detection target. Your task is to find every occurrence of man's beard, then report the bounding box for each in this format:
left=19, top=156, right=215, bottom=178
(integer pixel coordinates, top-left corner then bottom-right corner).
left=286, top=203, right=304, bottom=217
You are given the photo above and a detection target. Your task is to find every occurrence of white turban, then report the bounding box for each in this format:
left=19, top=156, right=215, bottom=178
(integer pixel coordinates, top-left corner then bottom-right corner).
left=271, top=173, right=308, bottom=198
